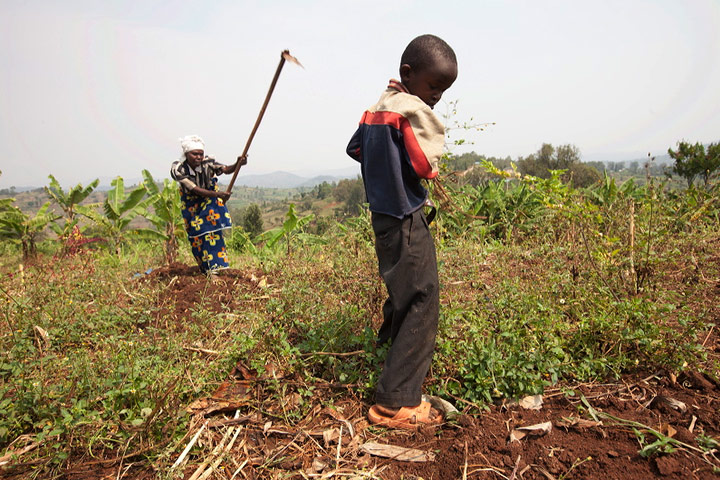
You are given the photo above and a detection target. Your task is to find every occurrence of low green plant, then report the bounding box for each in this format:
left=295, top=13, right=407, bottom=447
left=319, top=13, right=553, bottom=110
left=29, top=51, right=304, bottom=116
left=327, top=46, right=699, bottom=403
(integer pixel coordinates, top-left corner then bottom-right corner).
left=226, top=226, right=258, bottom=254
left=0, top=201, right=59, bottom=260
left=77, top=176, right=157, bottom=254
left=580, top=396, right=710, bottom=460
left=45, top=174, right=99, bottom=239
left=257, top=203, right=315, bottom=255
left=139, top=169, right=185, bottom=265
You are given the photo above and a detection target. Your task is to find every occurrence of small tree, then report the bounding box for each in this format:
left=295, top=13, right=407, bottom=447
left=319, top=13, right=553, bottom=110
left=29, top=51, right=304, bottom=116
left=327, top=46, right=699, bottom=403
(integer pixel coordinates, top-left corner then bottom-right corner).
left=258, top=203, right=314, bottom=255
left=0, top=202, right=59, bottom=261
left=668, top=141, right=720, bottom=188
left=77, top=176, right=154, bottom=254
left=517, top=143, right=598, bottom=187
left=570, top=163, right=601, bottom=188
left=45, top=175, right=99, bottom=238
left=707, top=143, right=720, bottom=186
left=315, top=181, right=332, bottom=200
left=669, top=141, right=702, bottom=188
left=139, top=170, right=184, bottom=265
left=242, top=204, right=264, bottom=238
left=334, top=178, right=365, bottom=216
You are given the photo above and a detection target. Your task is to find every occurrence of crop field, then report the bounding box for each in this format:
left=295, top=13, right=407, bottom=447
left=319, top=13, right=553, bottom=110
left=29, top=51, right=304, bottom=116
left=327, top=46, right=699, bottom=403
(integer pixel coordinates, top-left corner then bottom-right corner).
left=0, top=171, right=718, bottom=479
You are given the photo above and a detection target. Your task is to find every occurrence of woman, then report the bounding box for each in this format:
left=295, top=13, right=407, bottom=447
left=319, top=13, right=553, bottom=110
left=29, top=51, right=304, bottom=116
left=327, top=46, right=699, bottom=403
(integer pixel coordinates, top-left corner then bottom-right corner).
left=170, top=135, right=247, bottom=274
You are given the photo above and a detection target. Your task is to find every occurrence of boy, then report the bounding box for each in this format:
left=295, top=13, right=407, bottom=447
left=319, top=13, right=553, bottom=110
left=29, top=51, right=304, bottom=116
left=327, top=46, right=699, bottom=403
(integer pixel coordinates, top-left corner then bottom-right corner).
left=346, top=34, right=457, bottom=429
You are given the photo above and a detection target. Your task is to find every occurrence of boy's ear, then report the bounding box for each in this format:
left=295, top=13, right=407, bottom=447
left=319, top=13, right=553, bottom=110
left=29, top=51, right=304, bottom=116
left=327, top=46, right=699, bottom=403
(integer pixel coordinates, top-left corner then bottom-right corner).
left=399, top=64, right=412, bottom=81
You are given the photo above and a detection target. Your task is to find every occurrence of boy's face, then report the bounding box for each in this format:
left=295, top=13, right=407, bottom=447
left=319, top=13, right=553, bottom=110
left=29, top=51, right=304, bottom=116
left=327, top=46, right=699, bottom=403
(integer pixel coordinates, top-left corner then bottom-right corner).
left=185, top=149, right=204, bottom=169
left=400, top=56, right=457, bottom=109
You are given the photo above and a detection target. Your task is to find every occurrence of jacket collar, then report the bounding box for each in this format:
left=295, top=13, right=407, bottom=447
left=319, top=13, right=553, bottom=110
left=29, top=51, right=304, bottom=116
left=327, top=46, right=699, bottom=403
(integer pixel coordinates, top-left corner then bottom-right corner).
left=388, top=79, right=409, bottom=94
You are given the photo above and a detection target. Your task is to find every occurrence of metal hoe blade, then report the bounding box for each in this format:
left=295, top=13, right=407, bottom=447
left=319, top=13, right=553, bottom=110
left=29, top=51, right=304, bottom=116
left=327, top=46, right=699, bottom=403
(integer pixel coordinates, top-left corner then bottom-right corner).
left=282, top=50, right=303, bottom=68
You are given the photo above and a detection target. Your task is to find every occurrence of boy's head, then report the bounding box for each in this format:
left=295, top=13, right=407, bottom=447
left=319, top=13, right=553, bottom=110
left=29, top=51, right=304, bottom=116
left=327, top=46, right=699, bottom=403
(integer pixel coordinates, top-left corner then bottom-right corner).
left=399, top=34, right=457, bottom=109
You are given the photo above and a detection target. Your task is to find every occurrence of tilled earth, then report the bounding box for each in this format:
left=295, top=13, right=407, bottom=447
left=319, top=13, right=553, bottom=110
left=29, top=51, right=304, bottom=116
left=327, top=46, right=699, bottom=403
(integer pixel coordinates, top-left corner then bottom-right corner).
left=59, top=370, right=720, bottom=480
left=4, top=263, right=717, bottom=480
left=154, top=265, right=720, bottom=479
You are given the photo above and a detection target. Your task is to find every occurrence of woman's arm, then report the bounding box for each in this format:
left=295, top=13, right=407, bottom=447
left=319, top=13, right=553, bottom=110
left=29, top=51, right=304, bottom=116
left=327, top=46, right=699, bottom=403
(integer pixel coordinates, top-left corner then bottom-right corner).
left=189, top=186, right=231, bottom=202
left=222, top=155, right=248, bottom=174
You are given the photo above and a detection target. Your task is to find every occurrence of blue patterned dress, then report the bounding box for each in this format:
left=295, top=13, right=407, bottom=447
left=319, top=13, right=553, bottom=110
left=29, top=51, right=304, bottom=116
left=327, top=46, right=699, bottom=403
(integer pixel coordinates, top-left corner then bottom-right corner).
left=171, top=158, right=233, bottom=273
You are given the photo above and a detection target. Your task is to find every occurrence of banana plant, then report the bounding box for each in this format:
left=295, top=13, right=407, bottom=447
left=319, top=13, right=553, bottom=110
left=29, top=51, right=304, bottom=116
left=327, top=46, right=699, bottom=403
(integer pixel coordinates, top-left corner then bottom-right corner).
left=0, top=197, right=13, bottom=213
left=138, top=169, right=185, bottom=265
left=76, top=176, right=158, bottom=254
left=0, top=202, right=59, bottom=260
left=258, top=203, right=314, bottom=255
left=587, top=172, right=643, bottom=207
left=44, top=175, right=99, bottom=238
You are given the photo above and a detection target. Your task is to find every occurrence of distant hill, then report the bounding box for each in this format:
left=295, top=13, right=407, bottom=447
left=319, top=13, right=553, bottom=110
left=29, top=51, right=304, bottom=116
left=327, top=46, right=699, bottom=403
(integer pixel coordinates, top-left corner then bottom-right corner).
left=232, top=170, right=359, bottom=188
left=298, top=175, right=350, bottom=188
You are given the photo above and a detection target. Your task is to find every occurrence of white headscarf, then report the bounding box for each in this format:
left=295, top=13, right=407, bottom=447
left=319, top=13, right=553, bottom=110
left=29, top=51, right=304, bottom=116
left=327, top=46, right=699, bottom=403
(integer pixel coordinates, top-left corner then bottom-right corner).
left=179, top=135, right=205, bottom=154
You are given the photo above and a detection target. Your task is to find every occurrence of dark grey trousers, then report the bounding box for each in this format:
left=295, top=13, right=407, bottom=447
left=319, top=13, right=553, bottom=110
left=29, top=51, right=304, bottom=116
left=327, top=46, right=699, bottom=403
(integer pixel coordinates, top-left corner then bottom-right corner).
left=371, top=208, right=439, bottom=408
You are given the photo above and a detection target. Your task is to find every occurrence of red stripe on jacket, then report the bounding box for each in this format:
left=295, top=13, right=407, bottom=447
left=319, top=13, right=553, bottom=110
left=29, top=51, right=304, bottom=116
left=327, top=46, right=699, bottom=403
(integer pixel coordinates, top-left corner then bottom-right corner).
left=359, top=111, right=437, bottom=180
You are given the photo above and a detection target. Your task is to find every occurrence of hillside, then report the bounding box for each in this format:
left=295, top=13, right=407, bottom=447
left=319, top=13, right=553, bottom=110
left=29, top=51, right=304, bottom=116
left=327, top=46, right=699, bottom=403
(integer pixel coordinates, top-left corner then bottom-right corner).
left=0, top=176, right=718, bottom=478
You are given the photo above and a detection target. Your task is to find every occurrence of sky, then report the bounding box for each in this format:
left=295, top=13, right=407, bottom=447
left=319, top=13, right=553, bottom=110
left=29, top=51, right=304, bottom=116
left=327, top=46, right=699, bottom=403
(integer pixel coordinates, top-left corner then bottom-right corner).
left=1, top=0, right=719, bottom=188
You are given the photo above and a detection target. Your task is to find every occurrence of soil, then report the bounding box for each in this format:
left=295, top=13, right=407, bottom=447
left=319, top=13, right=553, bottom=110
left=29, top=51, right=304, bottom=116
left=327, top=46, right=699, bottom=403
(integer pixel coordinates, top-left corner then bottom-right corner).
left=107, top=370, right=720, bottom=480
left=3, top=263, right=718, bottom=480
left=142, top=263, right=266, bottom=329
left=146, top=264, right=720, bottom=479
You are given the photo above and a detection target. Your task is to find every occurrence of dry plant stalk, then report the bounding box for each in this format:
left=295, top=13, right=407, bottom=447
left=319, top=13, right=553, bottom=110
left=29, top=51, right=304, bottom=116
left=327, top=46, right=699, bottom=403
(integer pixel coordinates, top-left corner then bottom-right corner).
left=0, top=440, right=40, bottom=466
left=171, top=420, right=207, bottom=471
left=198, top=429, right=244, bottom=480
left=629, top=201, right=637, bottom=294
left=189, top=410, right=240, bottom=480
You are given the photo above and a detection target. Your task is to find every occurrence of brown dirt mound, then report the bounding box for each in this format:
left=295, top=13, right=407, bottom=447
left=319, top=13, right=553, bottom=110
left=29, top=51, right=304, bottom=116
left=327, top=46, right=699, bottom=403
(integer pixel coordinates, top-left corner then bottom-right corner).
left=142, top=263, right=267, bottom=329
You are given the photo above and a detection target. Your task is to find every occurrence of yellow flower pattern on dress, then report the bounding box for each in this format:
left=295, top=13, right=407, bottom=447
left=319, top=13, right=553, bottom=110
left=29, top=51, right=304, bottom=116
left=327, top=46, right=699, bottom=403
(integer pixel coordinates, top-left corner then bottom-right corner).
left=190, top=217, right=204, bottom=230
left=205, top=232, right=220, bottom=246
left=179, top=177, right=231, bottom=273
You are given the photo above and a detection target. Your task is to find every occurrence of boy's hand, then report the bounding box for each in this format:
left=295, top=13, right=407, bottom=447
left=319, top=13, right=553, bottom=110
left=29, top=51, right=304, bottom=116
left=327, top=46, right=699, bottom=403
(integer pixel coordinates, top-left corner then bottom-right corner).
left=237, top=154, right=248, bottom=166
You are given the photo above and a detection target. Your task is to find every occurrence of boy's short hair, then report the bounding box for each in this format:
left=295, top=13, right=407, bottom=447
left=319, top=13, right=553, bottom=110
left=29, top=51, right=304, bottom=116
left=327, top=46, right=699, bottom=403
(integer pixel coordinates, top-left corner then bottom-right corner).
left=401, top=34, right=457, bottom=72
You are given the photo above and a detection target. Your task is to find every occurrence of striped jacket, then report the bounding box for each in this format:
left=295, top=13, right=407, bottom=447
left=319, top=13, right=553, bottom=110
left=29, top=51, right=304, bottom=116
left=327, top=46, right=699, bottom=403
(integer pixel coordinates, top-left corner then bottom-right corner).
left=346, top=80, right=444, bottom=218
left=170, top=156, right=224, bottom=194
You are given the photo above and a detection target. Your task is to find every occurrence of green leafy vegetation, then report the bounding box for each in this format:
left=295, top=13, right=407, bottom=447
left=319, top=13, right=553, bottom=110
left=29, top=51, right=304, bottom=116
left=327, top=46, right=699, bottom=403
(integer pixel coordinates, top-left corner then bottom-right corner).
left=44, top=175, right=99, bottom=239
left=0, top=202, right=58, bottom=260
left=139, top=170, right=185, bottom=265
left=668, top=140, right=720, bottom=189
left=0, top=144, right=717, bottom=474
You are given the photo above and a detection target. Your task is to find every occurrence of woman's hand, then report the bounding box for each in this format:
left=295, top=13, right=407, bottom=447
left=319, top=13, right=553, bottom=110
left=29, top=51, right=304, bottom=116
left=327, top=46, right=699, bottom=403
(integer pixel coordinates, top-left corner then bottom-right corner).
left=217, top=190, right=231, bottom=202
left=237, top=154, right=248, bottom=166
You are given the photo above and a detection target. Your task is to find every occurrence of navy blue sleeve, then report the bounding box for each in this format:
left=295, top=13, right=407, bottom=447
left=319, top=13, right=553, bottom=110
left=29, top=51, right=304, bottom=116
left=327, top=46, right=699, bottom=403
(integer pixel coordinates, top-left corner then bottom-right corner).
left=346, top=127, right=362, bottom=162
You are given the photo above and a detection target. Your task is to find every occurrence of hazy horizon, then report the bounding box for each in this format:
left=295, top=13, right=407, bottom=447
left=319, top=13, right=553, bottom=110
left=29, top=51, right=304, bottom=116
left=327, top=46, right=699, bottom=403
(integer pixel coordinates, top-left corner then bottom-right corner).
left=2, top=0, right=719, bottom=189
